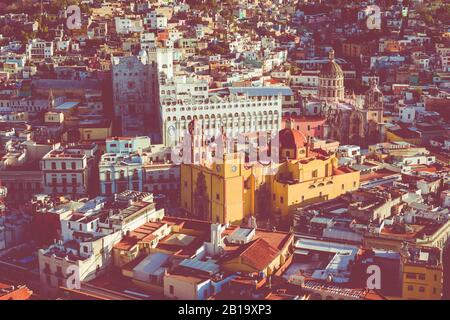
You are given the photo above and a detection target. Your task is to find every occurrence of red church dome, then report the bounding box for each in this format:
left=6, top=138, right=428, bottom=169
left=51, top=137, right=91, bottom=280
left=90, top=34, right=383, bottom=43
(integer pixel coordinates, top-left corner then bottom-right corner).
left=279, top=127, right=307, bottom=150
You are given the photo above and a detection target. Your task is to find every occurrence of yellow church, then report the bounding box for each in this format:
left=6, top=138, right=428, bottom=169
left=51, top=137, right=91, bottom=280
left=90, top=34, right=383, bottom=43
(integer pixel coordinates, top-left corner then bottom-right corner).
left=180, top=119, right=360, bottom=225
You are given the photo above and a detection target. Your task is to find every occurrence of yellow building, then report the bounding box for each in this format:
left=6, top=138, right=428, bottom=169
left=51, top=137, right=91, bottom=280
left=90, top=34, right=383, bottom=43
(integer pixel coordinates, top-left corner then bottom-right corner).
left=270, top=154, right=360, bottom=217
left=270, top=122, right=360, bottom=218
left=78, top=122, right=112, bottom=142
left=62, top=119, right=112, bottom=146
left=386, top=128, right=421, bottom=146
left=181, top=152, right=269, bottom=225
left=45, top=111, right=64, bottom=124
left=401, top=246, right=443, bottom=300
left=180, top=123, right=360, bottom=224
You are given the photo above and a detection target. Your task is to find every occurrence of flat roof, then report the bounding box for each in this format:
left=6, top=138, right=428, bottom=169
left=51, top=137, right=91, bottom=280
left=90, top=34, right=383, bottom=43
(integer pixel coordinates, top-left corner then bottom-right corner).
left=55, top=101, right=80, bottom=110
left=228, top=86, right=293, bottom=96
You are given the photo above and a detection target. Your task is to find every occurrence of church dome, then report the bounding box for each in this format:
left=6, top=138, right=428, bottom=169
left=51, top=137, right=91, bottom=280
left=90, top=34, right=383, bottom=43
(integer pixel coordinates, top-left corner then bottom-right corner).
left=279, top=127, right=307, bottom=150
left=319, top=49, right=344, bottom=78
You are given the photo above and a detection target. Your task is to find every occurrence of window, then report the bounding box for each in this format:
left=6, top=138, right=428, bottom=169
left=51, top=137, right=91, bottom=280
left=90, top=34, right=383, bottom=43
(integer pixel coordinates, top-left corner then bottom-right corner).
left=51, top=162, right=56, bottom=170
left=169, top=285, right=174, bottom=295
left=61, top=163, right=66, bottom=170
left=419, top=286, right=425, bottom=293
left=407, top=285, right=414, bottom=291
left=312, top=170, right=318, bottom=178
left=216, top=194, right=220, bottom=200
left=434, top=274, right=438, bottom=281
left=418, top=274, right=426, bottom=281
left=280, top=196, right=284, bottom=204
left=71, top=162, right=76, bottom=170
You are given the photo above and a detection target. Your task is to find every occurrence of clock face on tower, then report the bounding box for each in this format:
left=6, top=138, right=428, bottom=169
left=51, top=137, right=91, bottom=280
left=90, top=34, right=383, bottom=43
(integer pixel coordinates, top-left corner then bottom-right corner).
left=231, top=165, right=237, bottom=173
left=128, top=81, right=135, bottom=90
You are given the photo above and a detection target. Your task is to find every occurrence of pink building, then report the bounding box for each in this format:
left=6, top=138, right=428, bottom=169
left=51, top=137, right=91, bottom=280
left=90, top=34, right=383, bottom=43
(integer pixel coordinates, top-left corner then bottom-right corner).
left=281, top=116, right=326, bottom=140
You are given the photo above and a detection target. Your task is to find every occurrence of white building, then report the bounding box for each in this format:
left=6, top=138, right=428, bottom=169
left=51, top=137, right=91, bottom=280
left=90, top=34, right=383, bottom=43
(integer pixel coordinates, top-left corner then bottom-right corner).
left=99, top=138, right=179, bottom=205
left=398, top=105, right=425, bottom=123
left=41, top=145, right=97, bottom=199
left=148, top=46, right=174, bottom=80
left=290, top=70, right=319, bottom=87
left=160, top=75, right=209, bottom=101
left=338, top=145, right=361, bottom=158
left=38, top=191, right=164, bottom=296
left=145, top=11, right=168, bottom=30
left=106, top=136, right=151, bottom=155
left=161, top=86, right=283, bottom=147
left=114, top=16, right=144, bottom=34
left=140, top=32, right=156, bottom=50
left=441, top=190, right=450, bottom=208
left=26, top=39, right=54, bottom=61
left=0, top=96, right=59, bottom=114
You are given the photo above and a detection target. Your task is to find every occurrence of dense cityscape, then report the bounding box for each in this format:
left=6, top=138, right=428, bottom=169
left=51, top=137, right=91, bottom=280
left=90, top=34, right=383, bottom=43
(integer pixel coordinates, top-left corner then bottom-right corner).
left=0, top=0, right=449, bottom=302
